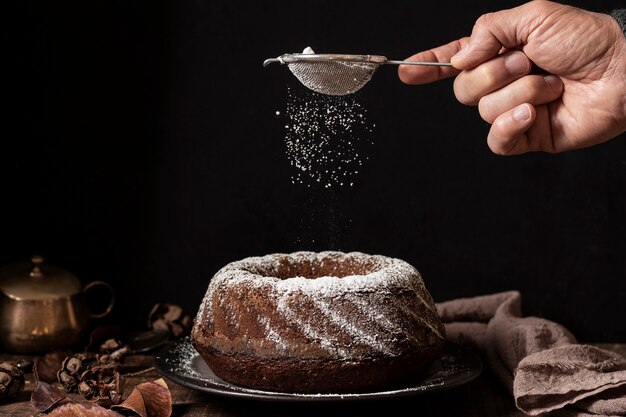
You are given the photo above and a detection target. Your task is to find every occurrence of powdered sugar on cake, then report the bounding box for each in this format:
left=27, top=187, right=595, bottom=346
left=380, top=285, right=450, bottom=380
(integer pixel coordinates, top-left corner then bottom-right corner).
left=192, top=252, right=445, bottom=361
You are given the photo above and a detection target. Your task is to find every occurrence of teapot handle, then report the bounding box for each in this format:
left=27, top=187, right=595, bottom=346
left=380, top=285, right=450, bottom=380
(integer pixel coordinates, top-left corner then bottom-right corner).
left=83, top=281, right=116, bottom=319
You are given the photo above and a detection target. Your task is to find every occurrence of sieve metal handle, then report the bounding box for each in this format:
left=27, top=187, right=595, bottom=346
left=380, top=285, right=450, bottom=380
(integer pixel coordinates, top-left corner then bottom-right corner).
left=384, top=60, right=452, bottom=67
left=263, top=57, right=452, bottom=67
left=263, top=58, right=284, bottom=67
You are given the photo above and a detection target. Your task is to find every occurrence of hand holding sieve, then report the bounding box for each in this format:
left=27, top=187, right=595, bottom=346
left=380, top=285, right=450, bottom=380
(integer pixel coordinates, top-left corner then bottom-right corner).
left=263, top=51, right=452, bottom=96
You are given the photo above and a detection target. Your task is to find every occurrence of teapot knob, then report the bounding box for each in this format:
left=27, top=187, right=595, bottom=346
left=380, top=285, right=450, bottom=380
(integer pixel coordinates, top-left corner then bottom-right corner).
left=30, top=255, right=44, bottom=279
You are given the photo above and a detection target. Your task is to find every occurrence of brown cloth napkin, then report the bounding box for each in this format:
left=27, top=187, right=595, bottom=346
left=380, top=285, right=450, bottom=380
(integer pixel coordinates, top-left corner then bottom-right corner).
left=436, top=291, right=626, bottom=416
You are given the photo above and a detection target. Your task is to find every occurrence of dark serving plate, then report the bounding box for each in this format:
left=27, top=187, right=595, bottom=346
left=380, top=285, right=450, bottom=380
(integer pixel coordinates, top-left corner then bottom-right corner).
left=155, top=337, right=482, bottom=402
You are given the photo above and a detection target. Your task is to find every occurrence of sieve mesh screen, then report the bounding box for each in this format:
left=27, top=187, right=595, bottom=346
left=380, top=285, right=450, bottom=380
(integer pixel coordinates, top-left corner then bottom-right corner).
left=287, top=60, right=379, bottom=96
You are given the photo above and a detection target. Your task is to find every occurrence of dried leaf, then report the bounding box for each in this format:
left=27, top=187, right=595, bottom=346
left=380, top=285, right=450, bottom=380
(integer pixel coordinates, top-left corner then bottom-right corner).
left=111, top=378, right=172, bottom=417
left=30, top=381, right=72, bottom=413
left=34, top=350, right=71, bottom=383
left=48, top=402, right=123, bottom=417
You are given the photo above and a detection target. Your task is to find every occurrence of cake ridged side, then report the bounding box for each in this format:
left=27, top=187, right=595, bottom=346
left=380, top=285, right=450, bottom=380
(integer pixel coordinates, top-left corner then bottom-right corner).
left=192, top=251, right=445, bottom=362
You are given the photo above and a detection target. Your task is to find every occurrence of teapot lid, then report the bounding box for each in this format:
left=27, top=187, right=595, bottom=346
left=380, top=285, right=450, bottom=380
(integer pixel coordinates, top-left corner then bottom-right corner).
left=0, top=256, right=83, bottom=300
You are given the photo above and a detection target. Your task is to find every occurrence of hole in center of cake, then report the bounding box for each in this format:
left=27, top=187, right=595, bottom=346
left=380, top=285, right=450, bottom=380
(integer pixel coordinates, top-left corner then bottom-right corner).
left=270, top=254, right=382, bottom=279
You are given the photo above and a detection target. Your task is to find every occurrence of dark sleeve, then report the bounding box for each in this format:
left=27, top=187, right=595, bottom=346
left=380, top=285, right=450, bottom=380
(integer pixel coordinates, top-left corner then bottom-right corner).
left=611, top=9, right=626, bottom=37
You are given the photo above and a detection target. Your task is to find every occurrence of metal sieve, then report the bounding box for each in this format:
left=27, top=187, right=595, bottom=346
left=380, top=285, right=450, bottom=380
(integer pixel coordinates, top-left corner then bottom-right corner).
left=263, top=53, right=452, bottom=96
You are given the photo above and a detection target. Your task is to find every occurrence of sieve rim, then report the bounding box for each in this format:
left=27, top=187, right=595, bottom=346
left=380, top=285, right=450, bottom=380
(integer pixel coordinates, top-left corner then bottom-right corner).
left=263, top=54, right=387, bottom=67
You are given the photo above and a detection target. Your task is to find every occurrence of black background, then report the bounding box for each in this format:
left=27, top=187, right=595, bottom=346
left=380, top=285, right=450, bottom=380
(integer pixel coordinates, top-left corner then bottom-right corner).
left=4, top=0, right=625, bottom=342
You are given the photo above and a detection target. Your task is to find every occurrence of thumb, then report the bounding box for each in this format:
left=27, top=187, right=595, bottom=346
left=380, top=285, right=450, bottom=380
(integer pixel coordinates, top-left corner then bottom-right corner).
left=398, top=39, right=465, bottom=85
left=451, top=1, right=556, bottom=69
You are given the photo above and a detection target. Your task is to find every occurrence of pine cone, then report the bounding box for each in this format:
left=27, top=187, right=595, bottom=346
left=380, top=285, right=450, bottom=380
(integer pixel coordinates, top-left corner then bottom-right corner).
left=100, top=338, right=124, bottom=353
left=97, top=339, right=128, bottom=365
left=0, top=362, right=25, bottom=400
left=78, top=365, right=124, bottom=407
left=57, top=354, right=94, bottom=392
left=148, top=303, right=193, bottom=338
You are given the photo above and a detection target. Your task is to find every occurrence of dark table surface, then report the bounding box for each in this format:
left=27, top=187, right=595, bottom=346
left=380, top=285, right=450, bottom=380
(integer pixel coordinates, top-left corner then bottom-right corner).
left=2, top=343, right=625, bottom=417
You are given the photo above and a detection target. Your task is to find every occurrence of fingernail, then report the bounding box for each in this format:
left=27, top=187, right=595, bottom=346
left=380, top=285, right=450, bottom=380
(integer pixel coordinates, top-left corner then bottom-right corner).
left=504, top=52, right=529, bottom=76
left=544, top=75, right=561, bottom=91
left=513, top=104, right=531, bottom=122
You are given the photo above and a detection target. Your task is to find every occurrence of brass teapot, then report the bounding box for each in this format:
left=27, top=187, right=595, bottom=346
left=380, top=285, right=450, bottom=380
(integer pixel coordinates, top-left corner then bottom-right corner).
left=0, top=256, right=115, bottom=354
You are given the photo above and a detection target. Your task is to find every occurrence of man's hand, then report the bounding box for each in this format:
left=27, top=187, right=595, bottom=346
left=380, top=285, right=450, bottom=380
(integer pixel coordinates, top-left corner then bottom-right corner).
left=399, top=0, right=626, bottom=155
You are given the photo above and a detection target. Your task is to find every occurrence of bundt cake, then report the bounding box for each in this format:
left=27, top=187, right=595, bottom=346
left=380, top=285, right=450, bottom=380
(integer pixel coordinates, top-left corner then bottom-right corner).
left=191, top=251, right=445, bottom=393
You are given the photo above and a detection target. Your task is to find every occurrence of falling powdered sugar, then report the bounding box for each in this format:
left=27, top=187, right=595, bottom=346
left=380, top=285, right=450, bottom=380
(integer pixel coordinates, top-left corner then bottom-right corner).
left=281, top=88, right=374, bottom=188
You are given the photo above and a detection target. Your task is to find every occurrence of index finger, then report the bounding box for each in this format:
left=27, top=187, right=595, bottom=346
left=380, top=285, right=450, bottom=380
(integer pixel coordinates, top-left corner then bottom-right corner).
left=398, top=38, right=469, bottom=85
